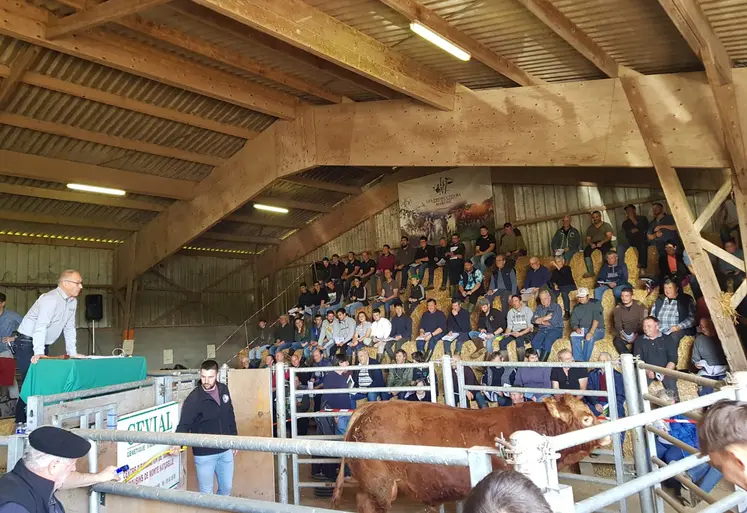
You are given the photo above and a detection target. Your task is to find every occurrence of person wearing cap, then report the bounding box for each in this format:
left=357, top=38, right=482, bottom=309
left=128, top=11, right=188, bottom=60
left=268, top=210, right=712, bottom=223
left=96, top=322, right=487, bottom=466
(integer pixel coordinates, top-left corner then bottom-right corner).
left=174, top=359, right=238, bottom=496
left=0, top=426, right=117, bottom=513
left=569, top=288, right=605, bottom=362
left=620, top=204, right=649, bottom=274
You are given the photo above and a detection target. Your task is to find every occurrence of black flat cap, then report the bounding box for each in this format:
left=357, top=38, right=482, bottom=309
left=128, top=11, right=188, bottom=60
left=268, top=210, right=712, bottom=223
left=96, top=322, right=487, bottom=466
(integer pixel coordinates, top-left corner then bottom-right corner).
left=29, top=426, right=91, bottom=459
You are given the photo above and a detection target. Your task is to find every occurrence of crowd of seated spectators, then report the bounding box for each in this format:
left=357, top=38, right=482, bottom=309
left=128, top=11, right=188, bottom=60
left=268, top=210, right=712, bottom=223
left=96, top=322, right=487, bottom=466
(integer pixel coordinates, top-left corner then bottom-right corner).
left=241, top=200, right=738, bottom=416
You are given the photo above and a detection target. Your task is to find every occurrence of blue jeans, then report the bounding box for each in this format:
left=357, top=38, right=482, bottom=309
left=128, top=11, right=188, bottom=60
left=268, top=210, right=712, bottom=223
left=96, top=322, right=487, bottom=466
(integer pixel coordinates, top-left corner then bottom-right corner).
left=194, top=450, right=234, bottom=495
left=443, top=336, right=469, bottom=356
left=594, top=283, right=631, bottom=302
left=303, top=343, right=318, bottom=360
left=656, top=441, right=722, bottom=493
left=570, top=328, right=605, bottom=362
left=468, top=330, right=496, bottom=352
left=320, top=302, right=342, bottom=316
left=352, top=392, right=391, bottom=403
left=373, top=299, right=396, bottom=317
left=698, top=374, right=726, bottom=396
left=345, top=302, right=364, bottom=316
left=415, top=264, right=435, bottom=286
left=475, top=392, right=511, bottom=408
left=532, top=328, right=563, bottom=356
left=248, top=345, right=270, bottom=360
left=471, top=252, right=495, bottom=273
left=555, top=285, right=575, bottom=314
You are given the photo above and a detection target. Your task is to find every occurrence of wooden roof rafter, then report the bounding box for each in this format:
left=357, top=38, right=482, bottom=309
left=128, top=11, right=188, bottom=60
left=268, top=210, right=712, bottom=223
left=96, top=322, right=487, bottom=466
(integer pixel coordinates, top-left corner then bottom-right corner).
left=0, top=64, right=260, bottom=140
left=512, top=0, right=637, bottom=78
left=0, top=44, right=41, bottom=109
left=168, top=2, right=404, bottom=101
left=45, top=0, right=171, bottom=39
left=50, top=0, right=347, bottom=104
left=378, top=0, right=546, bottom=87
left=656, top=0, right=747, bottom=193
left=0, top=151, right=196, bottom=200
left=0, top=0, right=298, bottom=119
left=190, top=0, right=457, bottom=110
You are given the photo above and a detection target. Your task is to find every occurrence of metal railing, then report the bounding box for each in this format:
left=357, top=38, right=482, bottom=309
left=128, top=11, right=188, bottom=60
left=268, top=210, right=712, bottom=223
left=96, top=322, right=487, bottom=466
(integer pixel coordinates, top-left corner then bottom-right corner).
left=504, top=354, right=747, bottom=513
left=284, top=359, right=439, bottom=505
left=76, top=428, right=496, bottom=513
left=452, top=357, right=628, bottom=513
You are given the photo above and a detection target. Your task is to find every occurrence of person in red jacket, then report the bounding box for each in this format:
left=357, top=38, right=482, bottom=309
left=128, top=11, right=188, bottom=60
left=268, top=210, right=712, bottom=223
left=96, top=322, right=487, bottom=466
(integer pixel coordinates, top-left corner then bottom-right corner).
left=371, top=244, right=396, bottom=295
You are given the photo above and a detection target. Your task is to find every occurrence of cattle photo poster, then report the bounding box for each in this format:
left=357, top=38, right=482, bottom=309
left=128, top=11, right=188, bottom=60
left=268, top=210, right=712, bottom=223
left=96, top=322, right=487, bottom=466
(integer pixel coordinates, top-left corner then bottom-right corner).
left=398, top=168, right=494, bottom=241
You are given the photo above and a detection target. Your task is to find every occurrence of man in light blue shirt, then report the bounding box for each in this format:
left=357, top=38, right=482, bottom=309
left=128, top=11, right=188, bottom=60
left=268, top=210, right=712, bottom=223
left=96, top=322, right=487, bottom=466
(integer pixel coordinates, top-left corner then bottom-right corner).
left=10, top=270, right=86, bottom=422
left=0, top=293, right=22, bottom=343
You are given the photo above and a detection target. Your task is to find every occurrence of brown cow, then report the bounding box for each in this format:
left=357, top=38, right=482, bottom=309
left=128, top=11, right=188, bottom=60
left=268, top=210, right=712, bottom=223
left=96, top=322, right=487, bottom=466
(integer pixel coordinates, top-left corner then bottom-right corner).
left=332, top=396, right=610, bottom=513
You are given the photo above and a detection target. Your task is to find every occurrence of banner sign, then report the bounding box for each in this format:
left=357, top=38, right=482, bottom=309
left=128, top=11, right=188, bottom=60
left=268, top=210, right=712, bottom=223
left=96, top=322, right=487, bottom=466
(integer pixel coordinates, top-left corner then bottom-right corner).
left=116, top=401, right=180, bottom=489
left=398, top=168, right=494, bottom=241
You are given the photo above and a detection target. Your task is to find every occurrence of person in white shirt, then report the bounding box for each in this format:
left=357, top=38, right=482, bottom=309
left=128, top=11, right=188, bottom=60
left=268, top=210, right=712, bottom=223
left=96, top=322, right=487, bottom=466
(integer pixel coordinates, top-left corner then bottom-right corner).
left=499, top=295, right=535, bottom=361
left=8, top=269, right=86, bottom=422
left=370, top=308, right=393, bottom=358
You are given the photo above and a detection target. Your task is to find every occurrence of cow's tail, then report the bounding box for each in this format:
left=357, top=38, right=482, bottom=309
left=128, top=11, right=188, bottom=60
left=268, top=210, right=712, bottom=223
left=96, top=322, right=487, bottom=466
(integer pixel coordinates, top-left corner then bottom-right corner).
left=331, top=458, right=346, bottom=508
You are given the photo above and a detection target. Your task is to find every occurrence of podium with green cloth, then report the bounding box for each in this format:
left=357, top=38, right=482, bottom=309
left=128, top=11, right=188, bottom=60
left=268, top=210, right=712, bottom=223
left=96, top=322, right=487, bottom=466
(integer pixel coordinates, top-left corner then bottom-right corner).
left=20, top=356, right=148, bottom=402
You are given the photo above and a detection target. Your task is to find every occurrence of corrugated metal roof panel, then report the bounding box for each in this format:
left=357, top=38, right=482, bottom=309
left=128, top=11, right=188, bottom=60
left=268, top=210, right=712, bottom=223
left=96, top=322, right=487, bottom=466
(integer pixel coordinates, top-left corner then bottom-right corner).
left=0, top=125, right=213, bottom=182
left=7, top=84, right=246, bottom=159
left=701, top=0, right=747, bottom=65
left=139, top=2, right=385, bottom=102
left=27, top=37, right=277, bottom=131
left=552, top=0, right=700, bottom=74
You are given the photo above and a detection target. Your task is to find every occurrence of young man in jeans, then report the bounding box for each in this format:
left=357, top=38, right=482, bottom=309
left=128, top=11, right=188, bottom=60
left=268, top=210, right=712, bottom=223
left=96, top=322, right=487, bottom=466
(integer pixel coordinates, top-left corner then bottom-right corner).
left=174, top=360, right=238, bottom=495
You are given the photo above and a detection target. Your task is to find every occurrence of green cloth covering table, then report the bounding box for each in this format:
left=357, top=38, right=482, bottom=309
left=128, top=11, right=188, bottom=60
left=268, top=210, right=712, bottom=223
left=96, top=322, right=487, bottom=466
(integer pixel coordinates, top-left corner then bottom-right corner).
left=20, top=356, right=147, bottom=402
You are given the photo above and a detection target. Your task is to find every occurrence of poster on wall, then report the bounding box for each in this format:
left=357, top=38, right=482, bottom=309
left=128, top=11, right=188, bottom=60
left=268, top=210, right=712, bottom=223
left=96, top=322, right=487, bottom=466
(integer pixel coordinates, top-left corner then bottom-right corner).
left=116, top=401, right=180, bottom=489
left=398, top=168, right=494, bottom=242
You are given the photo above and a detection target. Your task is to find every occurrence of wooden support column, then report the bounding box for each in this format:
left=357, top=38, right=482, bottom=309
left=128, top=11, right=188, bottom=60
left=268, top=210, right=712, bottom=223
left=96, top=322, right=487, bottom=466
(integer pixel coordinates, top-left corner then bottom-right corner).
left=620, top=76, right=747, bottom=370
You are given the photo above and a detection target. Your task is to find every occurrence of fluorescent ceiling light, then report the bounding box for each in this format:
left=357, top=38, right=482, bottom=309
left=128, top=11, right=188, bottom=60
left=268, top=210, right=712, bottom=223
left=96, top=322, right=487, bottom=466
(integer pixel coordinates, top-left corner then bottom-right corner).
left=410, top=21, right=470, bottom=61
left=254, top=203, right=289, bottom=214
left=67, top=183, right=126, bottom=196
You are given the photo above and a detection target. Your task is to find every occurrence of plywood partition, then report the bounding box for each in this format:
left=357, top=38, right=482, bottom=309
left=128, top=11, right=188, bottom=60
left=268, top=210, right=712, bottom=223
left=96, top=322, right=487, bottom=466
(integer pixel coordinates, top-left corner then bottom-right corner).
left=186, top=370, right=275, bottom=499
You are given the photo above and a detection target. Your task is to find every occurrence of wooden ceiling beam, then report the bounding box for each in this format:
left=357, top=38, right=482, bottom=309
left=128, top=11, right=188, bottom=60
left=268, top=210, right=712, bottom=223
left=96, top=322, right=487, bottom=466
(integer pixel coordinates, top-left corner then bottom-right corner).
left=282, top=176, right=361, bottom=195
left=254, top=197, right=332, bottom=213
left=0, top=233, right=121, bottom=250
left=0, top=64, right=260, bottom=139
left=191, top=0, right=455, bottom=110
left=0, top=0, right=298, bottom=119
left=117, top=14, right=344, bottom=104
left=198, top=232, right=282, bottom=245
left=656, top=0, right=732, bottom=84
left=0, top=150, right=196, bottom=200
left=379, top=0, right=545, bottom=86
left=225, top=214, right=298, bottom=229
left=168, top=2, right=402, bottom=101
left=513, top=0, right=624, bottom=78
left=0, top=113, right=225, bottom=167
left=656, top=0, right=747, bottom=192
left=0, top=45, right=41, bottom=109
left=114, top=110, right=316, bottom=288
left=255, top=168, right=435, bottom=279
left=0, top=182, right=165, bottom=211
left=0, top=209, right=140, bottom=231
left=621, top=75, right=747, bottom=370
left=46, top=0, right=170, bottom=39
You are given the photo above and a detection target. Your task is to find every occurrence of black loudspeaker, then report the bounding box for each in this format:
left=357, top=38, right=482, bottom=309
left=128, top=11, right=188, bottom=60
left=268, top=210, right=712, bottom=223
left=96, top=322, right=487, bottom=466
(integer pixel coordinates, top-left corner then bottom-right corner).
left=85, top=294, right=104, bottom=321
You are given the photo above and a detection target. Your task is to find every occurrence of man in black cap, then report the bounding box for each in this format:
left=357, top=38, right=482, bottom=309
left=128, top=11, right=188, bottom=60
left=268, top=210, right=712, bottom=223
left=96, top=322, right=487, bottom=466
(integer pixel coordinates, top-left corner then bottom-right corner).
left=0, top=426, right=117, bottom=513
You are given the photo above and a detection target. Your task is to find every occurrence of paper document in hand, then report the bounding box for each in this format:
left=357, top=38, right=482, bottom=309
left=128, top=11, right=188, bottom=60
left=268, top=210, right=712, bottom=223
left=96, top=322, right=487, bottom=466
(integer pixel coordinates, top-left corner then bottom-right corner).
left=442, top=333, right=458, bottom=342
left=436, top=259, right=446, bottom=266
left=478, top=333, right=492, bottom=340
left=415, top=336, right=427, bottom=342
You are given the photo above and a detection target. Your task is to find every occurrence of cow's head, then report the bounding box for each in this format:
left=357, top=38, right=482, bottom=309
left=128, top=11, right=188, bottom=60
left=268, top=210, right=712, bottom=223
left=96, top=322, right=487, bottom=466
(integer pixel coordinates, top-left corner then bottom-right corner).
left=542, top=395, right=612, bottom=449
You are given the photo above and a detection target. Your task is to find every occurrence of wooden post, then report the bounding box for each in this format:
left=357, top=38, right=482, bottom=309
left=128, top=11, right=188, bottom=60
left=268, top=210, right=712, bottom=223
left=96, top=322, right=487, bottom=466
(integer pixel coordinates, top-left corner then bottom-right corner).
left=620, top=76, right=747, bottom=370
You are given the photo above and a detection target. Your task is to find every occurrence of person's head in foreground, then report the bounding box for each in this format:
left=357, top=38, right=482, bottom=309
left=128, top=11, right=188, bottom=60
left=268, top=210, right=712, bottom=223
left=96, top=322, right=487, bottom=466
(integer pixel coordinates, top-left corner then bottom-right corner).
left=23, top=426, right=92, bottom=491
left=463, top=469, right=552, bottom=513
left=698, top=400, right=747, bottom=490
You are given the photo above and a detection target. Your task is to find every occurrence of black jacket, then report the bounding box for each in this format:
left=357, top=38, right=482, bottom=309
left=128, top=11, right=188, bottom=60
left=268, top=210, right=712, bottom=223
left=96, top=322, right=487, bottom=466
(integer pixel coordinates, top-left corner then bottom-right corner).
left=478, top=308, right=507, bottom=334
left=0, top=461, right=61, bottom=513
left=296, top=291, right=315, bottom=309
left=176, top=382, right=238, bottom=456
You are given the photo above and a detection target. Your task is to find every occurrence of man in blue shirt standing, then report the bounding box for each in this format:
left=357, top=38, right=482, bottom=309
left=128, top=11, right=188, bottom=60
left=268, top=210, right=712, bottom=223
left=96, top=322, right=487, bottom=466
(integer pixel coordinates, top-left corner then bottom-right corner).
left=9, top=270, right=86, bottom=423
left=0, top=293, right=22, bottom=344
